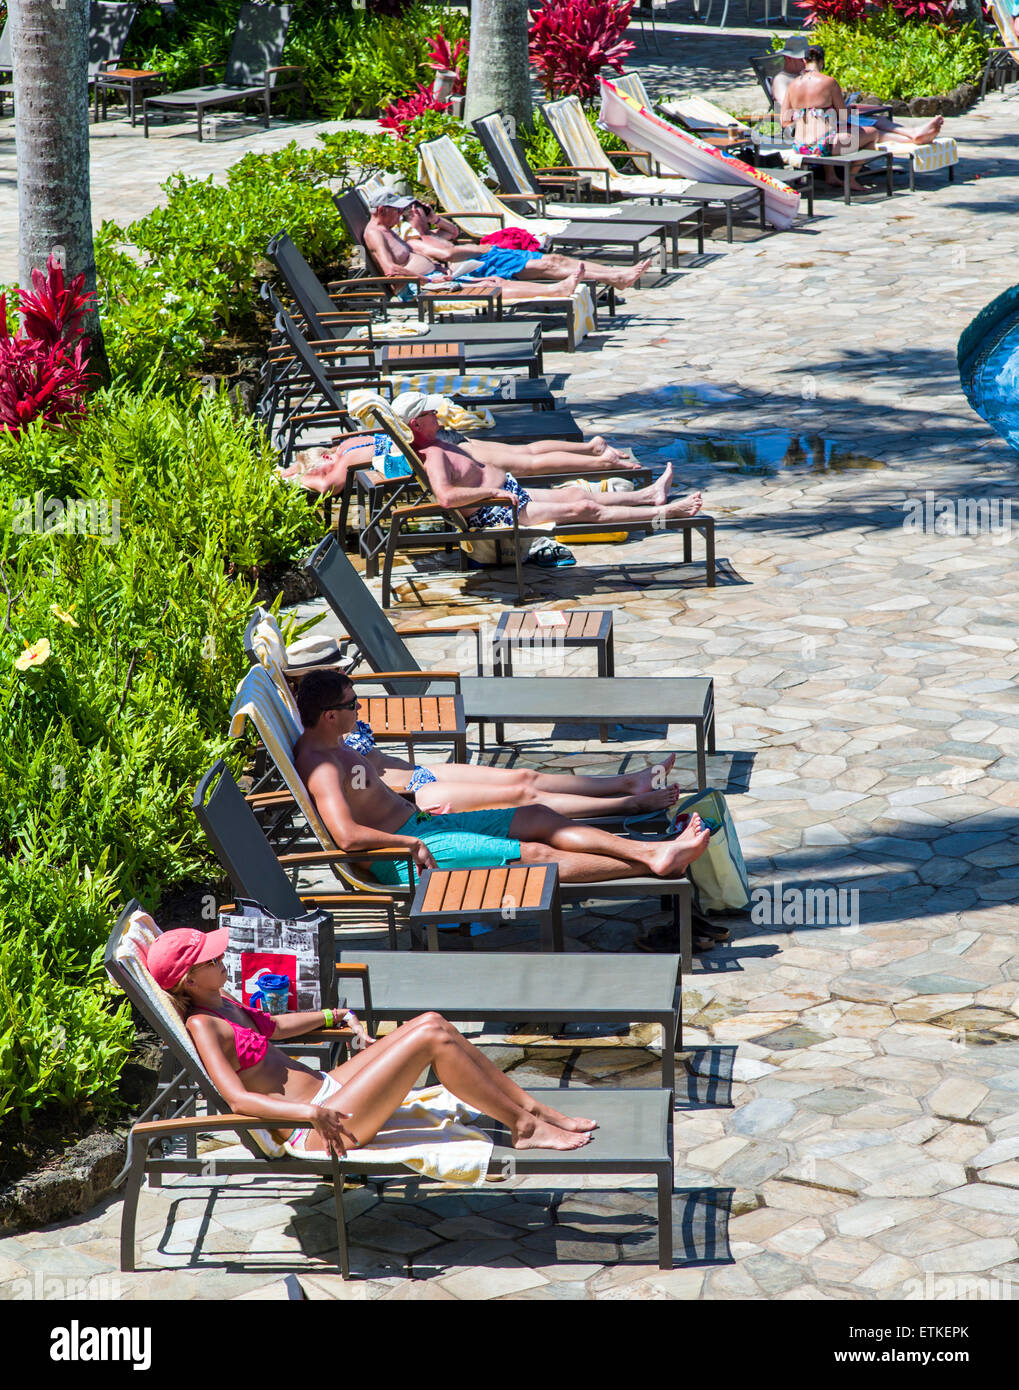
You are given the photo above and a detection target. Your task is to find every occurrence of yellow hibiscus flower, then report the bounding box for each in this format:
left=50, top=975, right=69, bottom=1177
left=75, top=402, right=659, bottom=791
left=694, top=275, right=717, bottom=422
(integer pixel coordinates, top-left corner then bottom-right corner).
left=14, top=637, right=52, bottom=671
left=50, top=604, right=79, bottom=628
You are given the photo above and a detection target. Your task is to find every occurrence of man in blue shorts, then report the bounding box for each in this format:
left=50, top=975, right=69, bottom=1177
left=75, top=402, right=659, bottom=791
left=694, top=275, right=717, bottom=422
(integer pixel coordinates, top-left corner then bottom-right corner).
left=363, top=187, right=651, bottom=295
left=293, top=669, right=710, bottom=889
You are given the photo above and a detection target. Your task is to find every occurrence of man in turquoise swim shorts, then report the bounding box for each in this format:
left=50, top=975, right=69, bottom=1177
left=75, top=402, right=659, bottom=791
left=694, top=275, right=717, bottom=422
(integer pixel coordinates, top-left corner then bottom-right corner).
left=293, top=669, right=711, bottom=890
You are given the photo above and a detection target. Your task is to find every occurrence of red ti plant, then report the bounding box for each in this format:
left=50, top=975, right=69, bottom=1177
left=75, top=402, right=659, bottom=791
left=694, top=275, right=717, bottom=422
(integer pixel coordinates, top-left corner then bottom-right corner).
left=426, top=25, right=469, bottom=94
left=0, top=254, right=95, bottom=437
left=887, top=0, right=954, bottom=19
left=796, top=0, right=869, bottom=21
left=379, top=85, right=452, bottom=138
left=528, top=0, right=635, bottom=100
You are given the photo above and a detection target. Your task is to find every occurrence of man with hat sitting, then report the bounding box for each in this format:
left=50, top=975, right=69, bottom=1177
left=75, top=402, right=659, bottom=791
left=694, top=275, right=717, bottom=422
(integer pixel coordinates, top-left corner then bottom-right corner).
left=363, top=186, right=651, bottom=296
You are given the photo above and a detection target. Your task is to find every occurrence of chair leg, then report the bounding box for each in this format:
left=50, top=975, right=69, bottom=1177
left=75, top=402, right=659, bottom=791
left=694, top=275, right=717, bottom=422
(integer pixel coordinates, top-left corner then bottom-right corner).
left=330, top=1155, right=351, bottom=1279
left=120, top=1143, right=145, bottom=1273
left=657, top=1164, right=674, bottom=1270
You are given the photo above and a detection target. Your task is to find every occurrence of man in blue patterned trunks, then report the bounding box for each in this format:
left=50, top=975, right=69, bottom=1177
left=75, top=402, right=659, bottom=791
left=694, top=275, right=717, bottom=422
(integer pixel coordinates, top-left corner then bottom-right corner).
left=364, top=188, right=651, bottom=295
left=293, top=670, right=710, bottom=890
left=400, top=396, right=704, bottom=531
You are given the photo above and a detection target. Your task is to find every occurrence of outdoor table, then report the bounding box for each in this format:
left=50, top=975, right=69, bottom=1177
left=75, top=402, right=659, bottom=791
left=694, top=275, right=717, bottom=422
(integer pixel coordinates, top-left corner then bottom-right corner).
left=94, top=68, right=165, bottom=126
left=409, top=862, right=564, bottom=952
left=340, top=949, right=683, bottom=1091
left=548, top=219, right=669, bottom=275
left=483, top=608, right=614, bottom=739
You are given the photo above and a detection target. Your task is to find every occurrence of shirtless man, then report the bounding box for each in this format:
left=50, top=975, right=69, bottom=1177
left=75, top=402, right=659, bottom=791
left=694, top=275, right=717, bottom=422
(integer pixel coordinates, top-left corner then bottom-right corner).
left=279, top=392, right=640, bottom=497
left=781, top=48, right=943, bottom=192
left=770, top=38, right=808, bottom=112
left=364, top=187, right=651, bottom=294
left=293, top=668, right=711, bottom=890
left=403, top=395, right=703, bottom=530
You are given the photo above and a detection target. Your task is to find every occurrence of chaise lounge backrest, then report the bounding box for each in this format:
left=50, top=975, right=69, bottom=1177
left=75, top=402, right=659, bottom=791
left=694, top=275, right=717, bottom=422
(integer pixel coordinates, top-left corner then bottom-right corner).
left=749, top=53, right=784, bottom=108
left=89, top=2, right=138, bottom=77
left=194, top=759, right=311, bottom=921
left=224, top=2, right=293, bottom=88
left=471, top=111, right=546, bottom=206
left=303, top=534, right=429, bottom=690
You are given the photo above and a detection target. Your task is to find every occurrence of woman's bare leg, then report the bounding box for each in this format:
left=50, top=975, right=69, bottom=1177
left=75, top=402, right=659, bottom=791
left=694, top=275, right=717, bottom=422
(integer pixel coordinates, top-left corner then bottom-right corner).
left=411, top=753, right=679, bottom=817
left=414, top=775, right=679, bottom=819
left=518, top=490, right=703, bottom=527
left=309, top=1013, right=592, bottom=1150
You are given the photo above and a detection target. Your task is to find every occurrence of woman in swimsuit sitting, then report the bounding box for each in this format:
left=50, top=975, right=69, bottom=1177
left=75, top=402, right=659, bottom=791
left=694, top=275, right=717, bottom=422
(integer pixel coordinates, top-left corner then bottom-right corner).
left=151, top=925, right=597, bottom=1157
left=782, top=46, right=943, bottom=191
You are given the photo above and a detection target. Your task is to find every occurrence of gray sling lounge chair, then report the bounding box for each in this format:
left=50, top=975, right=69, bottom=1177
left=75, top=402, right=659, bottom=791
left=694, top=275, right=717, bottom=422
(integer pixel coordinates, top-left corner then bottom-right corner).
left=226, top=666, right=698, bottom=970
left=304, top=532, right=717, bottom=793
left=194, top=757, right=685, bottom=1081
left=143, top=3, right=305, bottom=141
left=0, top=2, right=139, bottom=118
left=333, top=187, right=610, bottom=350
left=352, top=401, right=715, bottom=607
left=107, top=899, right=677, bottom=1275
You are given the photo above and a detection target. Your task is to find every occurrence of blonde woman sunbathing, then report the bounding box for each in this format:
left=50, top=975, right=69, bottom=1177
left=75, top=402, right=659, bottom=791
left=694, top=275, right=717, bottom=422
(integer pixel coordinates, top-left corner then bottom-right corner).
left=278, top=397, right=638, bottom=498
left=148, top=926, right=597, bottom=1155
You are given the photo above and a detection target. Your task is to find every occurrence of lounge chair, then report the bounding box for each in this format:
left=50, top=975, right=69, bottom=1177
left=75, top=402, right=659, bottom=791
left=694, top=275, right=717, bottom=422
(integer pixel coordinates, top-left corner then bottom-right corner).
left=0, top=2, right=140, bottom=119
left=982, top=0, right=1019, bottom=95
left=415, top=134, right=671, bottom=288
left=265, top=301, right=647, bottom=548
left=541, top=93, right=766, bottom=242
left=343, top=395, right=715, bottom=607
left=227, top=664, right=698, bottom=969
left=107, top=899, right=678, bottom=1274
left=304, top=532, right=717, bottom=793
left=335, top=183, right=602, bottom=351
left=194, top=756, right=685, bottom=1080
left=244, top=605, right=469, bottom=765
left=470, top=113, right=707, bottom=261
left=143, top=2, right=305, bottom=142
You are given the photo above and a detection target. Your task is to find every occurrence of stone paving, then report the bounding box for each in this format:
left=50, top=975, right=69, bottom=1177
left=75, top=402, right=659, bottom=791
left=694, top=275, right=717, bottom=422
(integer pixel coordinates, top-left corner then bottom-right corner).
left=4, top=41, right=1019, bottom=1303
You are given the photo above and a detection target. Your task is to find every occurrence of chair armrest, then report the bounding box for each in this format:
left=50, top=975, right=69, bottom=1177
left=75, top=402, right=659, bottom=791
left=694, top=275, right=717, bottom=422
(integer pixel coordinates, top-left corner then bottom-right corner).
left=266, top=65, right=304, bottom=76
left=336, top=963, right=369, bottom=978
left=393, top=618, right=482, bottom=636
left=198, top=61, right=225, bottom=81
left=444, top=210, right=505, bottom=225
left=351, top=669, right=463, bottom=687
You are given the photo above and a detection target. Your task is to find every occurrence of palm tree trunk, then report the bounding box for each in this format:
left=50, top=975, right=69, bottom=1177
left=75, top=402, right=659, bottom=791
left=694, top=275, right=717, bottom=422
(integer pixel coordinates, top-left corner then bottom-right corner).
left=464, top=0, right=533, bottom=130
left=10, top=0, right=109, bottom=381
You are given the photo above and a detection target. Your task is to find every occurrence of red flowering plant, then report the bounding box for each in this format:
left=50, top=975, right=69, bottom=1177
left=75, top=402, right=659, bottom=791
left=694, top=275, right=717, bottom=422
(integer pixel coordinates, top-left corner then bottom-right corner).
left=796, top=0, right=869, bottom=22
left=528, top=0, right=635, bottom=100
left=887, top=0, right=954, bottom=18
left=426, top=25, right=469, bottom=94
left=379, top=84, right=452, bottom=139
left=0, top=254, right=95, bottom=437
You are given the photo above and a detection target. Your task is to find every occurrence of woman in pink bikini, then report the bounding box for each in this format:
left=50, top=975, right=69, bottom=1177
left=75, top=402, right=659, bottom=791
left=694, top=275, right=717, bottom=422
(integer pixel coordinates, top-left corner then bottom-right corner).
left=147, top=926, right=597, bottom=1157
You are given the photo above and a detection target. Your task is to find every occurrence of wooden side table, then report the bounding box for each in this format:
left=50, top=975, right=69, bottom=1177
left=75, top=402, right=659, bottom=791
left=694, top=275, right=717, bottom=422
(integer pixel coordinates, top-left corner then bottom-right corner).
left=409, top=863, right=563, bottom=952
left=381, top=342, right=466, bottom=375
left=351, top=689, right=467, bottom=763
left=94, top=68, right=166, bottom=126
left=484, top=608, right=614, bottom=740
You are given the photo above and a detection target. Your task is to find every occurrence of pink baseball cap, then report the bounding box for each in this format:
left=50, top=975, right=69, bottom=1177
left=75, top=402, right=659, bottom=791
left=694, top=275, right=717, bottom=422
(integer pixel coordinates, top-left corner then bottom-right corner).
left=145, top=926, right=230, bottom=991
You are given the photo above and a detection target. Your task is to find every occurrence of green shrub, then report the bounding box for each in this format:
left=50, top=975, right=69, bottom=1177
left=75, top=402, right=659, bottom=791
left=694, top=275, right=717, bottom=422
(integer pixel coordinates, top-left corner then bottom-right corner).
left=318, top=112, right=488, bottom=197
left=787, top=9, right=990, bottom=100
left=123, top=0, right=469, bottom=120
left=0, top=390, right=321, bottom=1144
left=97, top=143, right=353, bottom=386
left=519, top=107, right=626, bottom=169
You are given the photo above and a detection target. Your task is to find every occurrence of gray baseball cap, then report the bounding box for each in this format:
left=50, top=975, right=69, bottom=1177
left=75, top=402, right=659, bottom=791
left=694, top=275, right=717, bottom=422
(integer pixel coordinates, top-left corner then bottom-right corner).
left=367, top=186, right=415, bottom=211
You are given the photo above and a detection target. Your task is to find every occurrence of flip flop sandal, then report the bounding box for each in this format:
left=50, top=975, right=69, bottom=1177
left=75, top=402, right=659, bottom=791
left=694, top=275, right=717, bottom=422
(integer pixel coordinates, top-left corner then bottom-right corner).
left=525, top=541, right=575, bottom=568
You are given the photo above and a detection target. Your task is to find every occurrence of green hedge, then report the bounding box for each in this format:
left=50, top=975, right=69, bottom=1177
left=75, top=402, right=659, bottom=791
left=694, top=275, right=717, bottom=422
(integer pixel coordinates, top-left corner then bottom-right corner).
left=784, top=10, right=990, bottom=101
left=0, top=391, right=321, bottom=1146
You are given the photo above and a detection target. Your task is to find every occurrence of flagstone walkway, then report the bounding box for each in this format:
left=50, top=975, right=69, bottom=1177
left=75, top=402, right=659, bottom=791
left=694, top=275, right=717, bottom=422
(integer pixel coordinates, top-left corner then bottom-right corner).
left=3, top=53, right=1019, bottom=1305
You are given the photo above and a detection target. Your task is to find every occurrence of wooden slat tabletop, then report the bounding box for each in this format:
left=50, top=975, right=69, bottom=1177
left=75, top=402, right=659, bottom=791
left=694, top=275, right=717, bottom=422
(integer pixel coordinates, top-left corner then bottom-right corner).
left=413, top=865, right=555, bottom=919
left=362, top=695, right=460, bottom=735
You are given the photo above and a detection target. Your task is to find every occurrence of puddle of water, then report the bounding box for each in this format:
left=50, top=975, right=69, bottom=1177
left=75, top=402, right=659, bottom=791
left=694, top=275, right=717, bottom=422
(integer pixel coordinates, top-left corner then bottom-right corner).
left=654, top=431, right=885, bottom=475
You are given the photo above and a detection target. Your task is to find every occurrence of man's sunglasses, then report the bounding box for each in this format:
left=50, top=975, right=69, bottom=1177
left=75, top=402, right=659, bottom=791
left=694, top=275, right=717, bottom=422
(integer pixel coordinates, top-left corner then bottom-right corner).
left=324, top=698, right=359, bottom=712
